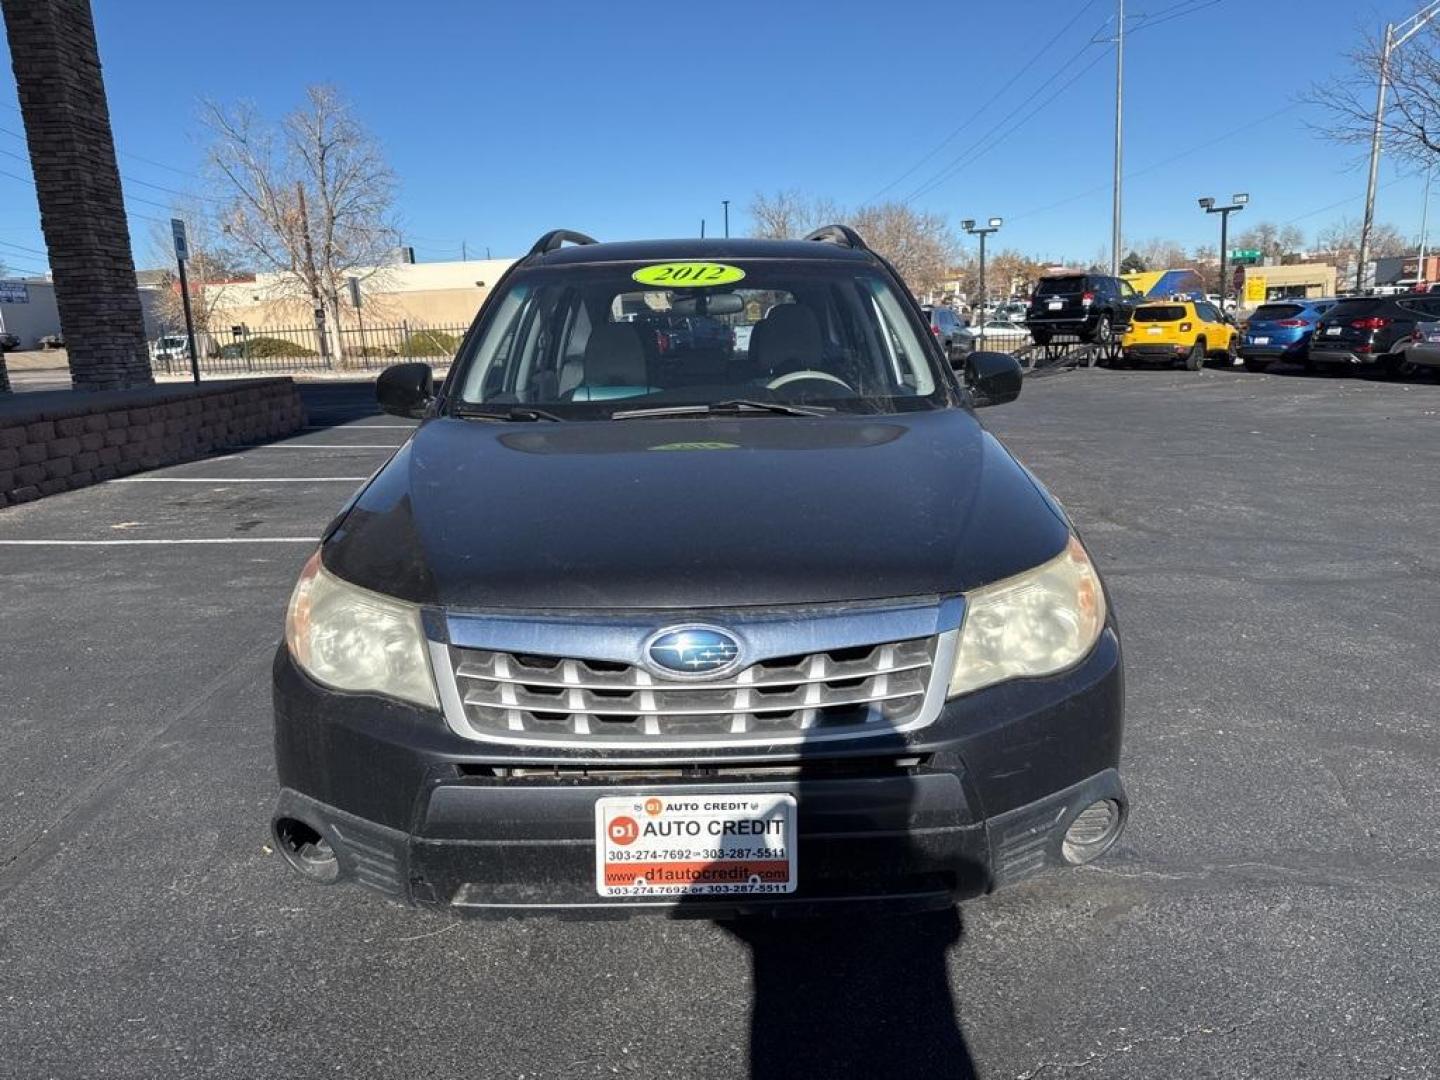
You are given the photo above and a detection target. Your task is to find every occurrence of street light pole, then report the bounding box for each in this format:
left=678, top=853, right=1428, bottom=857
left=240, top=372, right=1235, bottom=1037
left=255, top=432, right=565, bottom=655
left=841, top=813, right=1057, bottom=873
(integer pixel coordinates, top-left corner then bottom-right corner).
left=722, top=199, right=730, bottom=238
left=962, top=217, right=1003, bottom=349
left=1199, top=195, right=1248, bottom=312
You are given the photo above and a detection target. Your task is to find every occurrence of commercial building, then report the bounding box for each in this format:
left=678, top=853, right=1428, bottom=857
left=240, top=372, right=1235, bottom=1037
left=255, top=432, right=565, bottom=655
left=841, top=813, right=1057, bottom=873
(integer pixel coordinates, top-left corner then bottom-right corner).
left=202, top=258, right=516, bottom=333
left=1235, top=263, right=1337, bottom=306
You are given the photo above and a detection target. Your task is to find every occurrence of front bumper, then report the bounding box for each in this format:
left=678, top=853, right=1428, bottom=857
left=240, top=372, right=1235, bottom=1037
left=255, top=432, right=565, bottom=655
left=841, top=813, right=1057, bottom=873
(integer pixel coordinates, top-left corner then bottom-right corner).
left=271, top=628, right=1126, bottom=916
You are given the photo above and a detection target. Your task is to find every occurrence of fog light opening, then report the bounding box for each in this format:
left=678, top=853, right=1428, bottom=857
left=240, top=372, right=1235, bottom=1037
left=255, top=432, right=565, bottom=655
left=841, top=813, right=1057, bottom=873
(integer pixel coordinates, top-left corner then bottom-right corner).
left=273, top=816, right=341, bottom=884
left=1061, top=799, right=1122, bottom=865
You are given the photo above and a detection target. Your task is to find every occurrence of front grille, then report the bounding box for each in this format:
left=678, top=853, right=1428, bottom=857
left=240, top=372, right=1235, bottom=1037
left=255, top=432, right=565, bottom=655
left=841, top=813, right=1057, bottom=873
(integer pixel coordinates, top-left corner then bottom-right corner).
left=448, top=637, right=936, bottom=745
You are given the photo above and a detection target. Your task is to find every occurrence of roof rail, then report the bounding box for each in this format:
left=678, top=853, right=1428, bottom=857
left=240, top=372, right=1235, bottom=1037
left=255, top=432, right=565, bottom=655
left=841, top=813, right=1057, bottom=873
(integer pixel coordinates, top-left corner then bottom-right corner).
left=803, top=224, right=868, bottom=250
left=526, top=230, right=599, bottom=259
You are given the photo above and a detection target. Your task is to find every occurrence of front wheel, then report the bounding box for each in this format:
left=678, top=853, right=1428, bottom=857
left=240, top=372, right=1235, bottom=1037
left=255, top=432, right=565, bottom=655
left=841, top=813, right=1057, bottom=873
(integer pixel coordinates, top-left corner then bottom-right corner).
left=1185, top=340, right=1205, bottom=371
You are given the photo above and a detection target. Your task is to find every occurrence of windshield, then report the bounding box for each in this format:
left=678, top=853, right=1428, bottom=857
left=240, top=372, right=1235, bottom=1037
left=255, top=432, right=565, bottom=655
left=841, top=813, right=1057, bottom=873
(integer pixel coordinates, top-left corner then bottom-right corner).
left=1133, top=305, right=1187, bottom=322
left=453, top=259, right=947, bottom=417
left=1325, top=299, right=1387, bottom=320
left=1252, top=304, right=1304, bottom=320
left=1035, top=276, right=1084, bottom=296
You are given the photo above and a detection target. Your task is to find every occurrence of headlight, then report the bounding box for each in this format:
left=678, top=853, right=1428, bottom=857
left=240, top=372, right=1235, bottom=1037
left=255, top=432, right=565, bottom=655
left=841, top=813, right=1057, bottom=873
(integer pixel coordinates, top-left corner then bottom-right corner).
left=948, top=535, right=1107, bottom=698
left=284, top=551, right=438, bottom=709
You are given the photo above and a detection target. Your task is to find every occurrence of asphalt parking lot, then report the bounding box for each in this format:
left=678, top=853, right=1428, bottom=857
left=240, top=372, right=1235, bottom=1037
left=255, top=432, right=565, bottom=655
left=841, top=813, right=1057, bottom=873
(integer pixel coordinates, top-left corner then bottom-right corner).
left=2, top=365, right=1438, bottom=1079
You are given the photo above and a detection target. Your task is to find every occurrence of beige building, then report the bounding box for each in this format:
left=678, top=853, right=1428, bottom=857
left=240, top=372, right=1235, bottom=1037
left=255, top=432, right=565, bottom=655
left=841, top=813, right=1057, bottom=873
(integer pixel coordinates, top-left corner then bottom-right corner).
left=1236, top=262, right=1337, bottom=308
left=203, top=257, right=516, bottom=334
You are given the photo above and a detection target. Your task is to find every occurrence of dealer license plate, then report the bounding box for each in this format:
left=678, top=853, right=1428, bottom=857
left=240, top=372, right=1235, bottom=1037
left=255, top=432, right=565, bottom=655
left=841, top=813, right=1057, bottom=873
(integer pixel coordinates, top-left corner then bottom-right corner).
left=1147, top=326, right=1161, bottom=335
left=1252, top=336, right=1270, bottom=344
left=1326, top=326, right=1342, bottom=336
left=595, top=793, right=797, bottom=898
left=1047, top=299, right=1064, bottom=310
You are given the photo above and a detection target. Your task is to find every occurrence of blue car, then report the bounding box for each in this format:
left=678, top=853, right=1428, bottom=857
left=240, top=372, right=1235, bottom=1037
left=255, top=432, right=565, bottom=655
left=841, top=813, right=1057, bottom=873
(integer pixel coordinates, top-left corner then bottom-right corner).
left=1239, top=299, right=1337, bottom=372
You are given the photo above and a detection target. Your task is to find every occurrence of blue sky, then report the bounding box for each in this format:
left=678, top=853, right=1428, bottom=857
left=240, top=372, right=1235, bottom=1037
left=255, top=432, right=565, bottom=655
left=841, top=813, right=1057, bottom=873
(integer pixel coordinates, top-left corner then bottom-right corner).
left=0, top=0, right=1431, bottom=273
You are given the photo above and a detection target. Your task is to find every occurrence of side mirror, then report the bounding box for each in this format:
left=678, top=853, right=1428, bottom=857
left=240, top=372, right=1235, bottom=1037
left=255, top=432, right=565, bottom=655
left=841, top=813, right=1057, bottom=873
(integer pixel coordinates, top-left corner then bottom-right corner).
left=964, top=351, right=1022, bottom=407
left=376, top=362, right=434, bottom=418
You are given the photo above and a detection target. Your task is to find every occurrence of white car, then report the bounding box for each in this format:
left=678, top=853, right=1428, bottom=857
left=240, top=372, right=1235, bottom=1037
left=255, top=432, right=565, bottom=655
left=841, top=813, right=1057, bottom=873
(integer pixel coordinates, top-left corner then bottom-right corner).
left=961, top=320, right=1031, bottom=351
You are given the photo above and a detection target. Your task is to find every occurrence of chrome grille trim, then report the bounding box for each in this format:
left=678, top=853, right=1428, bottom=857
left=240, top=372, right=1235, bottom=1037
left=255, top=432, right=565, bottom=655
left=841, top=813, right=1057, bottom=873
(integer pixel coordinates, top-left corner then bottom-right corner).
left=428, top=600, right=963, bottom=752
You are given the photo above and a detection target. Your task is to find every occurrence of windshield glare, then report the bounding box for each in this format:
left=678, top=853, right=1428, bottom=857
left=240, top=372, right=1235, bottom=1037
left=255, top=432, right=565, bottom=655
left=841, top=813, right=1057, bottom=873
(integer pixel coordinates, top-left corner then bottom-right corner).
left=455, top=261, right=946, bottom=416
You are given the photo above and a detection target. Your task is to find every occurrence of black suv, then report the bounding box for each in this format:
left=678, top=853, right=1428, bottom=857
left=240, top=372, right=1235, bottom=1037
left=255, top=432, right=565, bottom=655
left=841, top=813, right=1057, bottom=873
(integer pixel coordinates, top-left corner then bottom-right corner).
left=271, top=227, right=1126, bottom=917
left=1025, top=272, right=1142, bottom=345
left=1309, top=293, right=1440, bottom=374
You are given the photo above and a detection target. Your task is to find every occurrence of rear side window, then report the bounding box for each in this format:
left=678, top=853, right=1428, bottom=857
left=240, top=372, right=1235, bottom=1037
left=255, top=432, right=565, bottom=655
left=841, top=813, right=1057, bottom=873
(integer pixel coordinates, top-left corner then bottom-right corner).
left=1325, top=299, right=1387, bottom=320
left=1253, top=304, right=1304, bottom=320
left=1035, top=276, right=1084, bottom=296
left=1132, top=305, right=1187, bottom=322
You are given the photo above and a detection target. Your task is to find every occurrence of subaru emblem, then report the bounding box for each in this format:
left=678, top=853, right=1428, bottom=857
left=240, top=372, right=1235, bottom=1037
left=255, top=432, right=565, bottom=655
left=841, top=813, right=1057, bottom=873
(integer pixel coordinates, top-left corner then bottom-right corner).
left=643, top=625, right=744, bottom=680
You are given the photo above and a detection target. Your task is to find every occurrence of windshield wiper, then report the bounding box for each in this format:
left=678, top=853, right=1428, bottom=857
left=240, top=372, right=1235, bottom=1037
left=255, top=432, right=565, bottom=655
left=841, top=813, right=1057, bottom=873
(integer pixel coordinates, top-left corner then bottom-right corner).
left=452, top=404, right=565, bottom=422
left=611, top=399, right=834, bottom=420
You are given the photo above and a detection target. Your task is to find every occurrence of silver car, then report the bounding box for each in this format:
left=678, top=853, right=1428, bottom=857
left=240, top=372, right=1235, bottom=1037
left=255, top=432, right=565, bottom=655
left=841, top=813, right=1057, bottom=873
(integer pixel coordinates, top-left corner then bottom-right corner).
left=1399, top=321, right=1440, bottom=369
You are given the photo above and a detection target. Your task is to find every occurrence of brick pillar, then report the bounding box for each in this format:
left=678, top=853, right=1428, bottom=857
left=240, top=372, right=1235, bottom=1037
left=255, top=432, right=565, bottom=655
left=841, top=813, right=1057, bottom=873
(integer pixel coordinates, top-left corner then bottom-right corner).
left=0, top=0, right=152, bottom=391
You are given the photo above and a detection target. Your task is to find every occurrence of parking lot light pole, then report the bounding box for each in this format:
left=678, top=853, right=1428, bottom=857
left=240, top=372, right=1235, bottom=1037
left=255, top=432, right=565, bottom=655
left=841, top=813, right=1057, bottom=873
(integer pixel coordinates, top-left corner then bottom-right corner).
left=722, top=200, right=730, bottom=238
left=962, top=217, right=1003, bottom=349
left=1199, top=194, right=1247, bottom=312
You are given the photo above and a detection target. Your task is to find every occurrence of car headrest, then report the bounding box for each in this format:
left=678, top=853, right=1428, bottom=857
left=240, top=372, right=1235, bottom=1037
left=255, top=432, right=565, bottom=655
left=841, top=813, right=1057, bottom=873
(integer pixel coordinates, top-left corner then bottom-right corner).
left=583, top=323, right=648, bottom=386
left=749, top=304, right=822, bottom=374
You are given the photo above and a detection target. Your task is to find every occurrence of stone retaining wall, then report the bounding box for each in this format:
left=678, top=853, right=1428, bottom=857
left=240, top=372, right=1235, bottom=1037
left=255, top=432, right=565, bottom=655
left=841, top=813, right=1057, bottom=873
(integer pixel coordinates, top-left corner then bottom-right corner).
left=0, top=378, right=305, bottom=508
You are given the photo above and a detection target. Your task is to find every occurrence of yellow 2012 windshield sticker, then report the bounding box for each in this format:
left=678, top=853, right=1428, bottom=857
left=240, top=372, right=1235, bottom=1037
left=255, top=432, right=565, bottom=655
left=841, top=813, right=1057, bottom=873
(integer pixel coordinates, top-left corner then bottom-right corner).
left=632, top=262, right=746, bottom=287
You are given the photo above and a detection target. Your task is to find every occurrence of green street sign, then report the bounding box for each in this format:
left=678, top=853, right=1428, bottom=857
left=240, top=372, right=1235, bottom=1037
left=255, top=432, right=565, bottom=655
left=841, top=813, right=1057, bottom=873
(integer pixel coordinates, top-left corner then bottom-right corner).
left=1230, top=248, right=1261, bottom=259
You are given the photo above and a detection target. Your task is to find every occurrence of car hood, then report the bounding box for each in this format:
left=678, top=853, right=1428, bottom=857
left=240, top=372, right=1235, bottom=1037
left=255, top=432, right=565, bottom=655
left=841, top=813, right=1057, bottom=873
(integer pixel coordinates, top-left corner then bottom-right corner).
left=322, top=410, right=1071, bottom=611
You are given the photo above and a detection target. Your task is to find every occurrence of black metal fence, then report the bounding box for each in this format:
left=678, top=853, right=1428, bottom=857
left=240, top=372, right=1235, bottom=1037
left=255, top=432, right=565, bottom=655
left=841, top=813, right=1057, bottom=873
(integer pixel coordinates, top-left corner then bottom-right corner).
left=147, top=321, right=471, bottom=377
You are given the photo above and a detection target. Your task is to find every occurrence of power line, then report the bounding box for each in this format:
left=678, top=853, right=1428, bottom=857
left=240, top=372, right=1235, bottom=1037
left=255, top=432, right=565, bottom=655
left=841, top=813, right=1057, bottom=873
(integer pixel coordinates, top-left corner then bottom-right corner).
left=865, top=0, right=1101, bottom=204
left=904, top=44, right=1113, bottom=204
left=1008, top=103, right=1302, bottom=224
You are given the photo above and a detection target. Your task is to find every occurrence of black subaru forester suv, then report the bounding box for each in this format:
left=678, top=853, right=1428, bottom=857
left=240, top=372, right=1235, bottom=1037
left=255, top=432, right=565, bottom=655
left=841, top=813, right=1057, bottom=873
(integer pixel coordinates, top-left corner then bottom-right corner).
left=271, top=227, right=1127, bottom=916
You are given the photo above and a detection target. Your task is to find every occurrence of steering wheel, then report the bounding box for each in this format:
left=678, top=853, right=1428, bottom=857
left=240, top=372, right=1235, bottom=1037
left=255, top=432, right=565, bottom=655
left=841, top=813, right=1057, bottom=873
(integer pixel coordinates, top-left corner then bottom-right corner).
left=765, top=369, right=853, bottom=393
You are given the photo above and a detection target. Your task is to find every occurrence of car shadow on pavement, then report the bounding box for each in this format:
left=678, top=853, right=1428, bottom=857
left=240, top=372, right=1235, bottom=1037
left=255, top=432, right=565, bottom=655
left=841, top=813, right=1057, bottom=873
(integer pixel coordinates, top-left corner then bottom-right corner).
left=727, top=908, right=976, bottom=1079
left=689, top=714, right=980, bottom=1079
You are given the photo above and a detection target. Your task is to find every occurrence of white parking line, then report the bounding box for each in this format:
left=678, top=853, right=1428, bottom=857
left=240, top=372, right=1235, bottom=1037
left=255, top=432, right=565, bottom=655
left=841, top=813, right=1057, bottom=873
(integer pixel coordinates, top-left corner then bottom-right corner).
left=110, top=477, right=367, bottom=483
left=251, top=444, right=401, bottom=449
left=0, top=538, right=317, bottom=546
left=302, top=423, right=410, bottom=430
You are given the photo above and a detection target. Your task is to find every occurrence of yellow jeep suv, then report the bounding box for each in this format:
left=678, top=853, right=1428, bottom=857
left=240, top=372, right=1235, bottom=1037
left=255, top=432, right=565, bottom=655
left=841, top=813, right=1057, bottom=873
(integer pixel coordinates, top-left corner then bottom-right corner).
left=1120, top=299, right=1237, bottom=370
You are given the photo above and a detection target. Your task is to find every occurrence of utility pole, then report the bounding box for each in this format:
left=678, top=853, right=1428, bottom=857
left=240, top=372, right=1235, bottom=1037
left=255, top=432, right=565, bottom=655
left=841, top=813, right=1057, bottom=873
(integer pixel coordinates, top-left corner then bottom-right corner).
left=722, top=200, right=730, bottom=238
left=462, top=240, right=468, bottom=261
left=1111, top=0, right=1124, bottom=276
left=701, top=218, right=706, bottom=239
left=1357, top=2, right=1440, bottom=293
left=962, top=218, right=1003, bottom=349
left=1199, top=194, right=1249, bottom=312
left=295, top=182, right=329, bottom=364
left=1419, top=161, right=1433, bottom=286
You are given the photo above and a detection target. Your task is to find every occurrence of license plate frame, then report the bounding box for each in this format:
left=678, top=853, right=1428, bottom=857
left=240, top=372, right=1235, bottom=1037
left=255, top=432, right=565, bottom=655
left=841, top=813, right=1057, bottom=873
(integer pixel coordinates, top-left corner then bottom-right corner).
left=594, top=792, right=797, bottom=899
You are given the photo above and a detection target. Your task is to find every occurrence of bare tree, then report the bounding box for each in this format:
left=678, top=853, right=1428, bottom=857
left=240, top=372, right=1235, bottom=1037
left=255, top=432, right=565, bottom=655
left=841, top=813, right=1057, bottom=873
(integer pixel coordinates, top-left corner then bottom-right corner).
left=1134, top=237, right=1190, bottom=272
left=848, top=203, right=958, bottom=294
left=1314, top=215, right=1408, bottom=281
left=748, top=191, right=959, bottom=294
left=747, top=189, right=842, bottom=240
left=201, top=85, right=400, bottom=359
left=1306, top=25, right=1440, bottom=169
left=1233, top=221, right=1307, bottom=260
